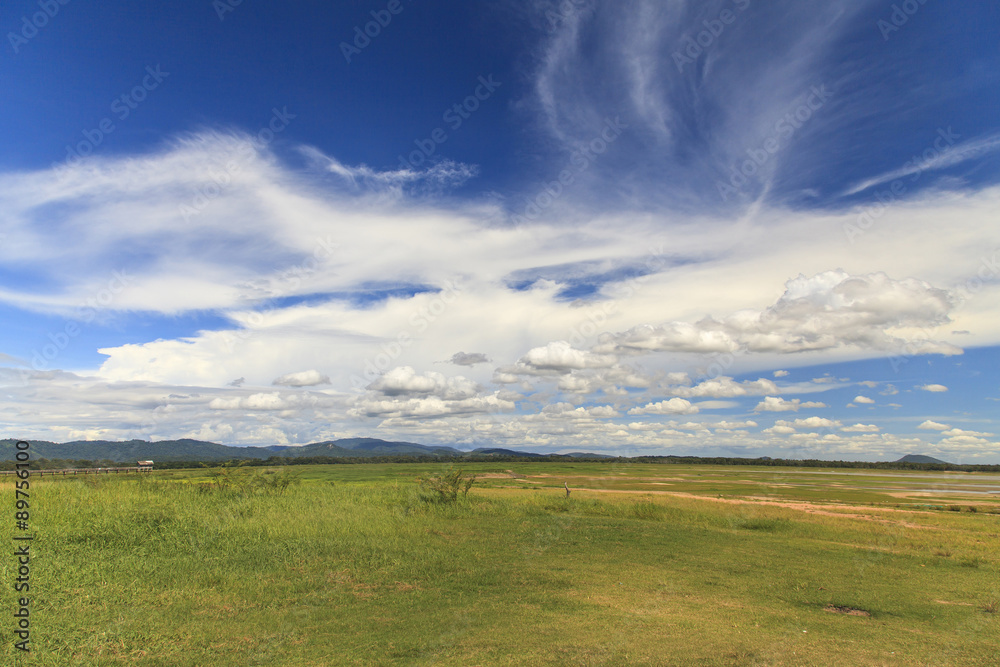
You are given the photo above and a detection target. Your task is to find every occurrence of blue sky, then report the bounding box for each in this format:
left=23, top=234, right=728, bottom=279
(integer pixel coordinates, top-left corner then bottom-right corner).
left=1, top=0, right=998, bottom=461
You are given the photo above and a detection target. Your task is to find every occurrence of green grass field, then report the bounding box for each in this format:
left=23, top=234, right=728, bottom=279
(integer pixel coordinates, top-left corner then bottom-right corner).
left=3, top=462, right=999, bottom=665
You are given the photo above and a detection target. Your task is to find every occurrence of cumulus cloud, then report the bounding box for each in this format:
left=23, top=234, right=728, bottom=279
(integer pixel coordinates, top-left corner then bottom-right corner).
left=753, top=397, right=828, bottom=412
left=367, top=367, right=480, bottom=400
left=672, top=376, right=779, bottom=399
left=593, top=270, right=961, bottom=359
left=936, top=429, right=998, bottom=449
left=348, top=366, right=515, bottom=421
left=773, top=370, right=790, bottom=377
left=918, top=384, right=949, bottom=392
left=272, top=370, right=330, bottom=387
left=628, top=398, right=699, bottom=415
left=853, top=396, right=875, bottom=404
left=918, top=420, right=950, bottom=431
left=508, top=341, right=618, bottom=374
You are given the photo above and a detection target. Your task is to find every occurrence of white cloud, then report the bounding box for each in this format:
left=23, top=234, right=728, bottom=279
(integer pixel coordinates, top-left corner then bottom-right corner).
left=1, top=119, right=999, bottom=459
left=918, top=420, right=950, bottom=431
left=539, top=403, right=619, bottom=420
left=713, top=420, right=759, bottom=431
left=367, top=367, right=480, bottom=400
left=941, top=428, right=994, bottom=438
left=672, top=376, right=779, bottom=399
left=628, top=398, right=699, bottom=416
left=773, top=370, right=790, bottom=377
left=753, top=397, right=828, bottom=412
left=841, top=423, right=879, bottom=433
left=502, top=341, right=618, bottom=376
left=349, top=393, right=514, bottom=420
left=853, top=395, right=875, bottom=404
left=594, top=270, right=961, bottom=359
left=917, top=384, right=949, bottom=392
left=792, top=417, right=841, bottom=429
left=272, top=370, right=330, bottom=387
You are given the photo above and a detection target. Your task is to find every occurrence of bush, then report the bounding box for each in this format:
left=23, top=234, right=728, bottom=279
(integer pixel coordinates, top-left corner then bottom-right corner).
left=417, top=467, right=477, bottom=503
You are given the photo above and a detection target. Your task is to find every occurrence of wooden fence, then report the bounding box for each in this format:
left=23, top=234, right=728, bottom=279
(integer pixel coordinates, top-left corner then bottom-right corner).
left=0, top=467, right=153, bottom=477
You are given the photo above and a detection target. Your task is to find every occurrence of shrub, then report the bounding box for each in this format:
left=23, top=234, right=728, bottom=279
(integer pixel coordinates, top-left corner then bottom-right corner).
left=417, top=467, right=476, bottom=503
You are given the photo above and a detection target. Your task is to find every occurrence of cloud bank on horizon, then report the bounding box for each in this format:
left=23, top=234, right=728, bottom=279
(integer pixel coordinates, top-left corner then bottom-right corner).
left=0, top=0, right=998, bottom=460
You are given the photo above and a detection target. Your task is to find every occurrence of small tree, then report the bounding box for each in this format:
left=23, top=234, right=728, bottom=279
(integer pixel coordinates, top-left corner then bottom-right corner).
left=418, top=467, right=477, bottom=503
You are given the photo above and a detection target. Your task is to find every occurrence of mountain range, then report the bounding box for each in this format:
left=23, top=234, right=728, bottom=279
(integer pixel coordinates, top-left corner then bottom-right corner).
left=0, top=438, right=611, bottom=463
left=0, top=438, right=951, bottom=465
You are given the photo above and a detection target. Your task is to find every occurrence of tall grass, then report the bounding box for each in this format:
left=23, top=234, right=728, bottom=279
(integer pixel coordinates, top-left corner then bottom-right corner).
left=2, top=467, right=997, bottom=666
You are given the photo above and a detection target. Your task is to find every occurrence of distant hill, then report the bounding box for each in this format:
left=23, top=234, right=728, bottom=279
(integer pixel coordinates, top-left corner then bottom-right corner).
left=0, top=438, right=273, bottom=463
left=895, top=454, right=950, bottom=464
left=470, top=447, right=545, bottom=458
left=284, top=438, right=464, bottom=458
